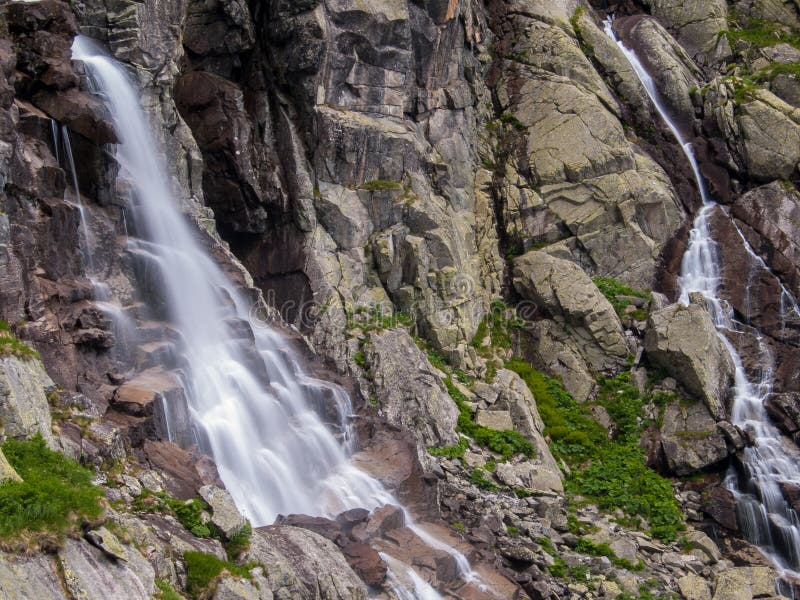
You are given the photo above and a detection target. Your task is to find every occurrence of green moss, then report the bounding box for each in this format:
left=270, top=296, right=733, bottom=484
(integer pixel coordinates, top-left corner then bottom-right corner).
left=0, top=435, right=103, bottom=540
left=183, top=551, right=254, bottom=599
left=353, top=351, right=366, bottom=368
left=452, top=521, right=466, bottom=533
left=724, top=16, right=800, bottom=50
left=0, top=321, right=40, bottom=361
left=357, top=180, right=403, bottom=192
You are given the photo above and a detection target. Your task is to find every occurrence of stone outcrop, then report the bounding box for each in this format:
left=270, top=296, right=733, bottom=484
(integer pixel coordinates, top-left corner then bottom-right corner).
left=0, top=356, right=54, bottom=444
left=244, top=526, right=368, bottom=600
left=514, top=251, right=630, bottom=373
left=363, top=329, right=459, bottom=451
left=644, top=299, right=735, bottom=420
left=646, top=0, right=731, bottom=67
left=737, top=91, right=800, bottom=182
left=659, top=399, right=730, bottom=475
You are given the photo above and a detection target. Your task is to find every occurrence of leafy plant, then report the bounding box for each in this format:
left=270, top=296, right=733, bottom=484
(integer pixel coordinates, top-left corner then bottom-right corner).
left=357, top=180, right=403, bottom=192
left=133, top=490, right=211, bottom=538
left=591, top=277, right=649, bottom=318
left=0, top=435, right=103, bottom=541
left=468, top=467, right=499, bottom=491
left=154, top=579, right=185, bottom=600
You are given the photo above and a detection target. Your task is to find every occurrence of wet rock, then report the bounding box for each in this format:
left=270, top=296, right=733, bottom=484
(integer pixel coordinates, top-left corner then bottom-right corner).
left=764, top=393, right=800, bottom=435
left=199, top=485, right=248, bottom=538
left=341, top=542, right=387, bottom=588
left=703, top=486, right=739, bottom=531
left=644, top=300, right=735, bottom=420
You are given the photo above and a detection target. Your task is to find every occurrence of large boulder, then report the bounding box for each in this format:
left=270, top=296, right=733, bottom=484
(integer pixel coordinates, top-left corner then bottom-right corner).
left=243, top=526, right=368, bottom=600
left=644, top=300, right=735, bottom=419
left=364, top=329, right=459, bottom=450
left=737, top=90, right=800, bottom=182
left=0, top=356, right=54, bottom=445
left=660, top=400, right=729, bottom=475
left=514, top=251, right=629, bottom=372
left=0, top=551, right=67, bottom=599
left=647, top=0, right=731, bottom=66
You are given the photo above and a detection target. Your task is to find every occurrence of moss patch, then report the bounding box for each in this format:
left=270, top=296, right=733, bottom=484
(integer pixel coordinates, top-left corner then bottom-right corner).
left=0, top=321, right=40, bottom=361
left=183, top=551, right=254, bottom=599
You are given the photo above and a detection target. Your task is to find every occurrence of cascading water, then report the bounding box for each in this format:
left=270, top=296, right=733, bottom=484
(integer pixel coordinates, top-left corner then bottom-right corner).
left=71, top=36, right=485, bottom=599
left=605, top=17, right=800, bottom=587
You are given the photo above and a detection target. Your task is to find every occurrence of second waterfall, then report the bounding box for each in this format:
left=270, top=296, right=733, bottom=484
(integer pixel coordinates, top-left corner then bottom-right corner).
left=606, top=16, right=800, bottom=587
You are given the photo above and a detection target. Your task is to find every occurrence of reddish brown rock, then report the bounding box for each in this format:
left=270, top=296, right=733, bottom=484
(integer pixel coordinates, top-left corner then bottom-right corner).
left=32, top=88, right=116, bottom=144
left=111, top=368, right=182, bottom=418
left=138, top=440, right=207, bottom=500
left=341, top=541, right=387, bottom=587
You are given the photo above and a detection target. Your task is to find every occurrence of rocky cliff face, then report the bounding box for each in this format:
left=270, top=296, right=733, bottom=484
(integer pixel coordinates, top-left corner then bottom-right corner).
left=1, top=0, right=800, bottom=598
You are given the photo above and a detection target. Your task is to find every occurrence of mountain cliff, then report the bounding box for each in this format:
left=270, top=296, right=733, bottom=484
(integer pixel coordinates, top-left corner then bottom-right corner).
left=0, top=0, right=799, bottom=598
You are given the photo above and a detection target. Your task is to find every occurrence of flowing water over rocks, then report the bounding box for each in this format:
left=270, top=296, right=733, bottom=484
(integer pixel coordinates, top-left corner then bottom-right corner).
left=70, top=34, right=498, bottom=600
left=607, top=15, right=800, bottom=590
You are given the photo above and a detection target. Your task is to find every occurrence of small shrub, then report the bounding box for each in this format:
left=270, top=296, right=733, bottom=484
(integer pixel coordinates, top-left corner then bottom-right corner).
left=468, top=467, right=498, bottom=491
left=592, top=277, right=649, bottom=318
left=133, top=490, right=212, bottom=538
left=0, top=435, right=103, bottom=540
left=225, top=522, right=252, bottom=561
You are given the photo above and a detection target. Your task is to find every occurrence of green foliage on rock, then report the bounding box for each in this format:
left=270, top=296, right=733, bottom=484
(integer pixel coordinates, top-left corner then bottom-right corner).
left=0, top=320, right=40, bottom=361
left=724, top=16, right=800, bottom=50
left=507, top=362, right=684, bottom=543
left=133, top=490, right=212, bottom=538
left=591, top=277, right=649, bottom=319
left=443, top=378, right=535, bottom=460
left=154, top=579, right=185, bottom=600
left=183, top=551, right=253, bottom=599
left=357, top=180, right=403, bottom=191
left=0, top=435, right=103, bottom=540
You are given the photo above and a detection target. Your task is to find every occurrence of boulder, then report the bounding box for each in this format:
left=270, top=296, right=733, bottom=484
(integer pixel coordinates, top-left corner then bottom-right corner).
left=199, top=485, right=248, bottom=538
left=0, top=550, right=66, bottom=599
left=764, top=393, right=800, bottom=435
left=648, top=0, right=731, bottom=66
left=684, top=530, right=721, bottom=563
left=58, top=538, right=154, bottom=600
left=644, top=300, right=734, bottom=420
left=731, top=182, right=800, bottom=300
left=678, top=573, right=712, bottom=600
left=514, top=251, right=629, bottom=371
left=737, top=91, right=800, bottom=182
left=243, top=526, right=368, bottom=600
left=364, top=329, right=459, bottom=449
left=703, top=486, right=739, bottom=531
left=712, top=566, right=777, bottom=600
left=660, top=400, right=730, bottom=475
left=0, top=448, right=20, bottom=482
left=212, top=572, right=273, bottom=600
left=0, top=356, right=54, bottom=445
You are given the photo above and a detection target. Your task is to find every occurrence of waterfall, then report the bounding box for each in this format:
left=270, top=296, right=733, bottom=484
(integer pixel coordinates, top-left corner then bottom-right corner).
left=71, top=36, right=486, bottom=599
left=605, top=17, right=800, bottom=587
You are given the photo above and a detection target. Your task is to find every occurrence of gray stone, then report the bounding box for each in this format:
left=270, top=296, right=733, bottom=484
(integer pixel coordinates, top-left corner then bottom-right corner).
left=644, top=301, right=735, bottom=420
left=199, top=485, right=248, bottom=538
left=0, top=356, right=54, bottom=444
left=59, top=538, right=154, bottom=600
left=475, top=410, right=514, bottom=431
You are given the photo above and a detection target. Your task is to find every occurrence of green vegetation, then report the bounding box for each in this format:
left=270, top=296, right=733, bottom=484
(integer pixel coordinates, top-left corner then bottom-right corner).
left=592, top=277, right=649, bottom=320
left=507, top=362, right=684, bottom=543
left=468, top=467, right=499, bottom=491
left=724, top=16, right=800, bottom=50
left=347, top=306, right=414, bottom=334
left=154, top=579, right=185, bottom=600
left=445, top=378, right=535, bottom=460
left=183, top=551, right=254, bottom=599
left=132, top=490, right=212, bottom=538
left=224, top=522, right=252, bottom=561
left=574, top=537, right=643, bottom=570
left=0, top=320, right=40, bottom=361
left=0, top=435, right=103, bottom=541
left=357, top=180, right=403, bottom=192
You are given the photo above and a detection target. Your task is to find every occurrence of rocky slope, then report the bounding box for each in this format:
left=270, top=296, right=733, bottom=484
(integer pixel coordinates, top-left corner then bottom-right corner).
left=0, top=0, right=799, bottom=598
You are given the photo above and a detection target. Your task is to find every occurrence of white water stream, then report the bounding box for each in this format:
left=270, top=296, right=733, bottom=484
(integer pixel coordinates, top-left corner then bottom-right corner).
left=71, top=36, right=487, bottom=599
left=605, top=17, right=800, bottom=586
